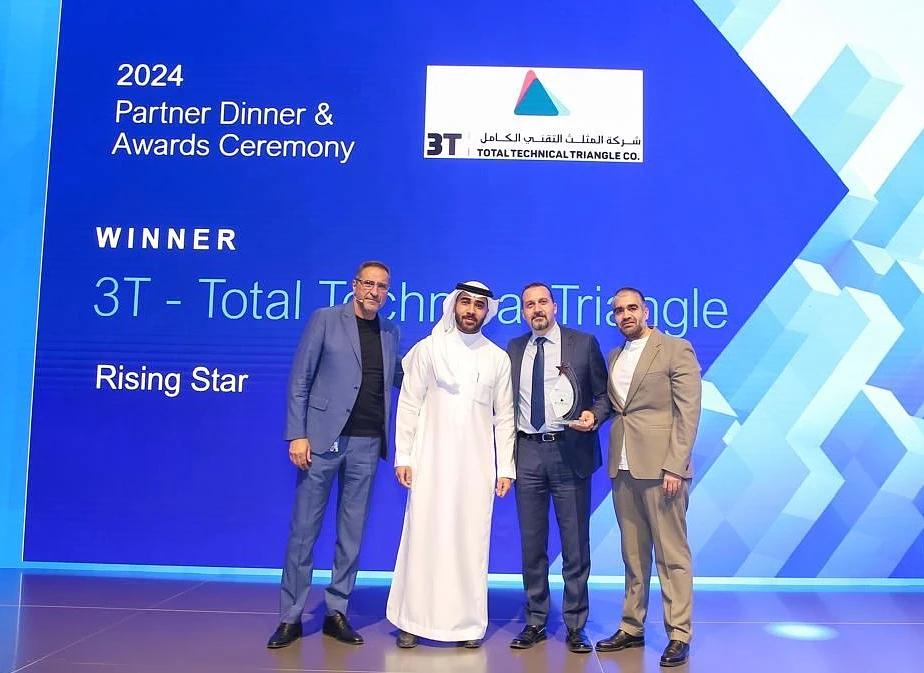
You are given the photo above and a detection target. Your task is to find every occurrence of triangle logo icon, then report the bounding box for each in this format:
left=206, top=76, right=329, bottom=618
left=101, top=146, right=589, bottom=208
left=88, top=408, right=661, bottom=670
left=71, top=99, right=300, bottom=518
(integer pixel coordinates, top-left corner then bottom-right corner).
left=514, top=70, right=570, bottom=116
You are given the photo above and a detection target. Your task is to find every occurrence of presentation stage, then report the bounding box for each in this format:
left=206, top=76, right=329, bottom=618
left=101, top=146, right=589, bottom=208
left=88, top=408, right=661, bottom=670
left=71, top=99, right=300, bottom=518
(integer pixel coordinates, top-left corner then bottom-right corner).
left=25, top=0, right=853, bottom=574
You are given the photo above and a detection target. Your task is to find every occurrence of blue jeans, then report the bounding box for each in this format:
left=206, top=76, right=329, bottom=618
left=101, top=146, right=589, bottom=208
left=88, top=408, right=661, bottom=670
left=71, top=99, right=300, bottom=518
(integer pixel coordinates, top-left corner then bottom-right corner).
left=278, top=435, right=381, bottom=622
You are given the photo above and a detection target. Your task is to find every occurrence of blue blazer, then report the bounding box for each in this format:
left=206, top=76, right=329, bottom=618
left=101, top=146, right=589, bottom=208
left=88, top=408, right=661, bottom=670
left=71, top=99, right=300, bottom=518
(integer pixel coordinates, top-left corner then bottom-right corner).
left=507, top=325, right=610, bottom=478
left=286, top=302, right=403, bottom=458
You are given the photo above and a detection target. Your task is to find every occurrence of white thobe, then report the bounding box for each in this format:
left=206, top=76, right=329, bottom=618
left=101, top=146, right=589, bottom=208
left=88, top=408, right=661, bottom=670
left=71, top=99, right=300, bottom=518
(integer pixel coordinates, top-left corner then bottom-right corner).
left=386, top=329, right=516, bottom=641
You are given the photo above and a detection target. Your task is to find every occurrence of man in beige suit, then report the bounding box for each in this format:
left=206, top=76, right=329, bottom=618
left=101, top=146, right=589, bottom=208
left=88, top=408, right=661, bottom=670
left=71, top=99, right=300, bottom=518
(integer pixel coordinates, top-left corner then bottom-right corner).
left=595, top=287, right=701, bottom=668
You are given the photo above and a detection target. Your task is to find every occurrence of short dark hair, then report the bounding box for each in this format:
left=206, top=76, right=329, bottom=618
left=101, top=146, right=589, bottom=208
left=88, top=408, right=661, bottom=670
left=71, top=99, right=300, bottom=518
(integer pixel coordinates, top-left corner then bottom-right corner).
left=612, top=287, right=646, bottom=305
left=355, top=260, right=390, bottom=278
left=521, top=281, right=554, bottom=299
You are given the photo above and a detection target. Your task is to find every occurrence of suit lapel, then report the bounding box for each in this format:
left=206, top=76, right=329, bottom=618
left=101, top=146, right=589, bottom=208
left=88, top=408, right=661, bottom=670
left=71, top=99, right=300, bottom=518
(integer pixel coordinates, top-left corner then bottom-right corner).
left=624, top=330, right=661, bottom=407
left=510, top=334, right=528, bottom=398
left=608, top=347, right=624, bottom=411
left=380, top=322, right=393, bottom=384
left=560, top=326, right=574, bottom=369
left=342, top=304, right=361, bottom=365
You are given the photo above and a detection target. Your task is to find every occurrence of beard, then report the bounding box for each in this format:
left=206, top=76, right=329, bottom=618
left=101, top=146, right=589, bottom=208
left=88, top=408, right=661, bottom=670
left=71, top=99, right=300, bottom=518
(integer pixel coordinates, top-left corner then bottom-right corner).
left=618, top=319, right=644, bottom=339
left=529, top=312, right=549, bottom=331
left=455, top=312, right=485, bottom=334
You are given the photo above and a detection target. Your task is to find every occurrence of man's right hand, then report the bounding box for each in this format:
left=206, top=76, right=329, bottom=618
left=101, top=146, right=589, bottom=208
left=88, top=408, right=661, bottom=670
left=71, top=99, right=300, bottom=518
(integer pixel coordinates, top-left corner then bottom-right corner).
left=395, top=466, right=412, bottom=488
left=289, top=438, right=311, bottom=470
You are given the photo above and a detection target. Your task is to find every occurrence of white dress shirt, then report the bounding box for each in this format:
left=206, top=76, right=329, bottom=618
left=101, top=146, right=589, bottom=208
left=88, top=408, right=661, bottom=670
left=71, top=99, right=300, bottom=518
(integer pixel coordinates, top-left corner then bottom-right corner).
left=518, top=322, right=564, bottom=433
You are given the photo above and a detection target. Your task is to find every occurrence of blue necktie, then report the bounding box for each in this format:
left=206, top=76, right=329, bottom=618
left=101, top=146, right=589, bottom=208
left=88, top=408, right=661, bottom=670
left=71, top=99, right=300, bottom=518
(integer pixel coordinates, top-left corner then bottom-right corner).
left=531, top=336, right=547, bottom=431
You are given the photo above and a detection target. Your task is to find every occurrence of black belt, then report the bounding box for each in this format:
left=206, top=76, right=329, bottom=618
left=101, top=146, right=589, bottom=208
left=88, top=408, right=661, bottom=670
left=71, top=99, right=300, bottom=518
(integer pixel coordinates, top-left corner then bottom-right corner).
left=518, top=430, right=565, bottom=442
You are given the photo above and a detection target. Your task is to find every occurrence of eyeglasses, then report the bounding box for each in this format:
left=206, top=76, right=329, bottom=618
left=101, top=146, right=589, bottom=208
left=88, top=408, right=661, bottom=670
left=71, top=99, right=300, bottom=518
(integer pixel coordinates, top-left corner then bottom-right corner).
left=354, top=278, right=389, bottom=291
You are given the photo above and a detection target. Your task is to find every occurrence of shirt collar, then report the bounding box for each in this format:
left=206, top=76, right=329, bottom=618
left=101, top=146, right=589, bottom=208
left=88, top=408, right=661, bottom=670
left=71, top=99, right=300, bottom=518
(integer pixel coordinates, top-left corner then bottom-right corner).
left=625, top=333, right=650, bottom=351
left=531, top=322, right=561, bottom=345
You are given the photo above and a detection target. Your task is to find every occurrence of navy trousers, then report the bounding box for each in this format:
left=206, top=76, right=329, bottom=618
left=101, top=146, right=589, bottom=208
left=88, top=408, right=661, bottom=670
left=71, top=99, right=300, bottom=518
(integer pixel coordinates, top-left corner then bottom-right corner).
left=514, top=436, right=592, bottom=629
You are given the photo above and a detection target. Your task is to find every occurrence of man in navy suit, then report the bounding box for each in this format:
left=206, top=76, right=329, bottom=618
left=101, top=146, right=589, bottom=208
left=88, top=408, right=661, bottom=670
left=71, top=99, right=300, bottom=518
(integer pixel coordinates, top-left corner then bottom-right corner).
left=267, top=261, right=403, bottom=649
left=506, top=282, right=609, bottom=653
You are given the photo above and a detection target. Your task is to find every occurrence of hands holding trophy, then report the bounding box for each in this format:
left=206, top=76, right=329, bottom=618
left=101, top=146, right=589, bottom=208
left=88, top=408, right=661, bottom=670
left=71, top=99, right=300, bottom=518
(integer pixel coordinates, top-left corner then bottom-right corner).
left=551, top=363, right=596, bottom=432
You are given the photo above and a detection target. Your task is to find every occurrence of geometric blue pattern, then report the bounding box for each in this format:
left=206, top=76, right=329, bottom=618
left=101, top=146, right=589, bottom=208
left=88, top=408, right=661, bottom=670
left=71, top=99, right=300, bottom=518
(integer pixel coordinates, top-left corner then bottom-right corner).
left=857, top=131, right=924, bottom=250
left=682, top=1, right=924, bottom=578
left=584, top=1, right=924, bottom=577
left=694, top=0, right=783, bottom=50
left=794, top=47, right=902, bottom=172
left=871, top=267, right=924, bottom=416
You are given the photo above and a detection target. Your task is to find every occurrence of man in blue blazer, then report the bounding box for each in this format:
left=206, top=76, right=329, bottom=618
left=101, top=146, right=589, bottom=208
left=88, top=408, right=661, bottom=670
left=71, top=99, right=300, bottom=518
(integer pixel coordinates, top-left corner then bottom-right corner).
left=267, top=261, right=403, bottom=649
left=506, top=282, right=609, bottom=653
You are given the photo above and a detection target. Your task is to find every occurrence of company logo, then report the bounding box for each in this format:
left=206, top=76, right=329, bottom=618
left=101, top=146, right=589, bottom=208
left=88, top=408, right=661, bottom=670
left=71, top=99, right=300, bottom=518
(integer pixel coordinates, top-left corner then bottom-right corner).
left=424, top=65, right=643, bottom=163
left=514, top=69, right=570, bottom=116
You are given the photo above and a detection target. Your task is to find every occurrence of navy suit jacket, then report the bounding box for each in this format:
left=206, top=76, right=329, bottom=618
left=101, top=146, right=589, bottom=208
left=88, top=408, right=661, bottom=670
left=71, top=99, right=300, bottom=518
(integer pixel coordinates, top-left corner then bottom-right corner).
left=507, top=325, right=609, bottom=478
left=286, top=302, right=402, bottom=459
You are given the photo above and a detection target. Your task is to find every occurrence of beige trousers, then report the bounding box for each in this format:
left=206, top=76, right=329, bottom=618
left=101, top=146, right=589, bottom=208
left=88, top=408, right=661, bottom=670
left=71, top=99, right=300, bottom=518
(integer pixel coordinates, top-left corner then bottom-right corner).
left=612, top=471, right=693, bottom=643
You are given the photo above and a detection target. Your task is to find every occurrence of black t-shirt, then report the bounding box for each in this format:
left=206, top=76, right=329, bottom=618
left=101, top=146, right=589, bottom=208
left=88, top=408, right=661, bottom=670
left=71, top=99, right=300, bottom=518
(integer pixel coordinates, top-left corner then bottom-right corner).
left=341, top=314, right=385, bottom=437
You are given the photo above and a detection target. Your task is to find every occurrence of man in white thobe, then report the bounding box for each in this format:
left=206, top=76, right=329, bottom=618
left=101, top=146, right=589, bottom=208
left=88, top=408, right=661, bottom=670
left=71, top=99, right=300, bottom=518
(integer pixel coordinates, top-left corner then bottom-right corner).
left=386, top=281, right=516, bottom=649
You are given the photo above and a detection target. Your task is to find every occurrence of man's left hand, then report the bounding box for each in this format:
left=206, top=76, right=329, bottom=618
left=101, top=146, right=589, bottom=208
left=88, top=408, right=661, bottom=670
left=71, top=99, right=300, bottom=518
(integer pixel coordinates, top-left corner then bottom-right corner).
left=569, top=410, right=596, bottom=432
left=495, top=478, right=512, bottom=497
left=662, top=470, right=683, bottom=498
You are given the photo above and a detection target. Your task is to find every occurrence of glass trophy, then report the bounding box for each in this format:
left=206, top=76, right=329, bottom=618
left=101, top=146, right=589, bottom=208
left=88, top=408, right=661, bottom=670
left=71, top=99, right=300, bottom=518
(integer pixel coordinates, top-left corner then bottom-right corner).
left=549, top=363, right=582, bottom=425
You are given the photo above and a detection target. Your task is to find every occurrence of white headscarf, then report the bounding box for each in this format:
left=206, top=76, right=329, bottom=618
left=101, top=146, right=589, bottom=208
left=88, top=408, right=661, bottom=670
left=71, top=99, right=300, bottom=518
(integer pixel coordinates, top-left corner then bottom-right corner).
left=430, top=281, right=499, bottom=391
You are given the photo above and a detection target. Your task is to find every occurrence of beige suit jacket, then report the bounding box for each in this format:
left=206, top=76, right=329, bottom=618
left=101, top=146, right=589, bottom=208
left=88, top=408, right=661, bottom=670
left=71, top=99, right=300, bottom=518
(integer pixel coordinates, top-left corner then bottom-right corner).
left=606, top=327, right=702, bottom=479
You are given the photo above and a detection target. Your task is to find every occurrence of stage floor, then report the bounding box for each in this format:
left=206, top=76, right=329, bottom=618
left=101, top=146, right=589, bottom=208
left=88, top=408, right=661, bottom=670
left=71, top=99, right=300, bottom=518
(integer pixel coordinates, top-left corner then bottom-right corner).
left=1, top=570, right=922, bottom=673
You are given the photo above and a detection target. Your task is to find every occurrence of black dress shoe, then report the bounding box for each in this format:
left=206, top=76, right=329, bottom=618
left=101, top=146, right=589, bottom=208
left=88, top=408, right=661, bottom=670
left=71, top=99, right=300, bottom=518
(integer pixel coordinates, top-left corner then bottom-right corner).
left=396, top=630, right=418, bottom=648
left=595, top=629, right=645, bottom=652
left=457, top=639, right=482, bottom=648
left=566, top=628, right=593, bottom=653
left=322, top=611, right=363, bottom=645
left=660, top=640, right=689, bottom=667
left=510, top=624, right=547, bottom=649
left=267, top=622, right=302, bottom=649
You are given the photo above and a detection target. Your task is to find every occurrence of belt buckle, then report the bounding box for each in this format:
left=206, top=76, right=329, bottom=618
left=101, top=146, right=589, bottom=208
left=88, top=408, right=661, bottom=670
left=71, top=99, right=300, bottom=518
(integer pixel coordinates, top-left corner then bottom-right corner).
left=540, top=432, right=556, bottom=442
